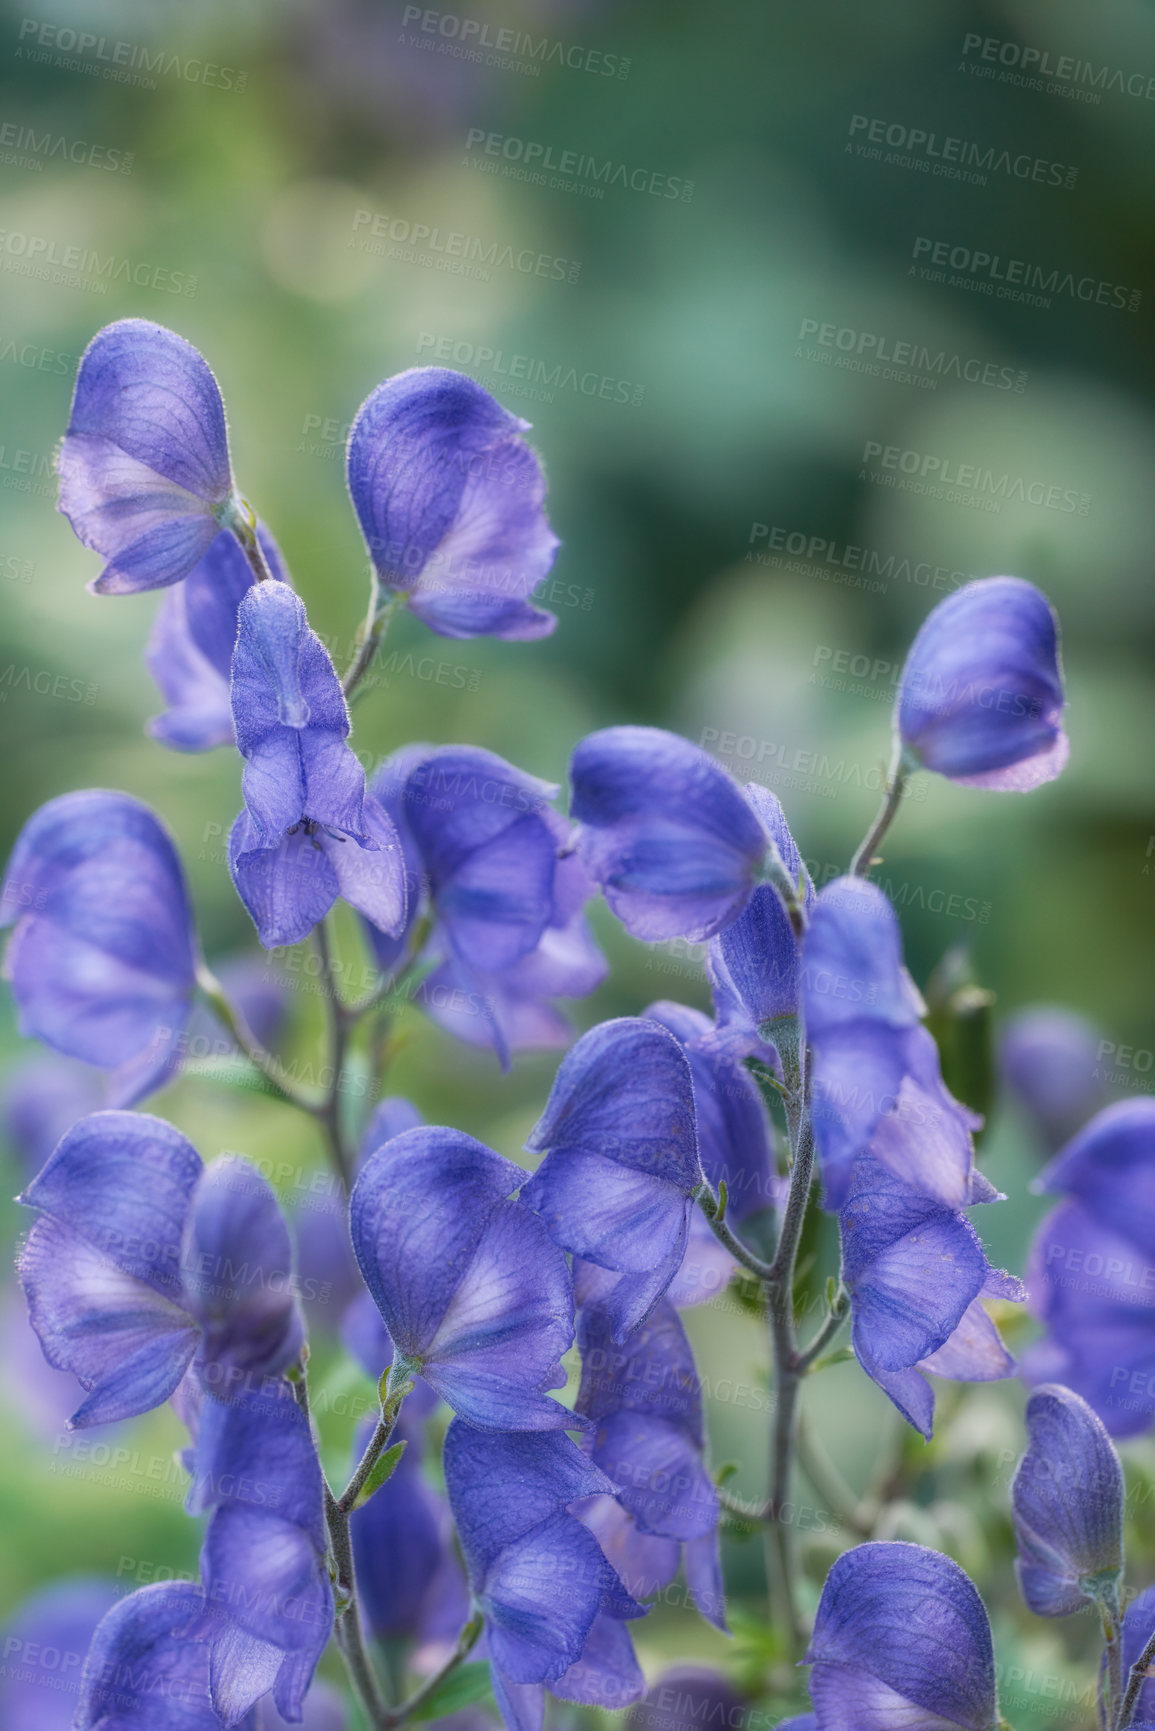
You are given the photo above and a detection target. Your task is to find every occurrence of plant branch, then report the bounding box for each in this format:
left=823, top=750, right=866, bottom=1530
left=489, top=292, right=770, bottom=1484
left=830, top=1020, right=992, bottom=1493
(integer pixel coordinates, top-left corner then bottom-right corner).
left=796, top=1410, right=873, bottom=1538
left=343, top=590, right=400, bottom=701
left=1116, top=1618, right=1155, bottom=1729
left=196, top=963, right=318, bottom=1114
left=796, top=1284, right=849, bottom=1372
left=382, top=1614, right=484, bottom=1727
left=696, top=1185, right=774, bottom=1282
left=312, top=917, right=355, bottom=1190
left=848, top=740, right=910, bottom=878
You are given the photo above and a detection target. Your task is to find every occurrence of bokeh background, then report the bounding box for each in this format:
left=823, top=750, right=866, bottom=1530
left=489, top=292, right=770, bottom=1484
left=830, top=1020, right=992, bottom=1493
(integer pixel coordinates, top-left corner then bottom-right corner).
left=0, top=0, right=1153, bottom=1724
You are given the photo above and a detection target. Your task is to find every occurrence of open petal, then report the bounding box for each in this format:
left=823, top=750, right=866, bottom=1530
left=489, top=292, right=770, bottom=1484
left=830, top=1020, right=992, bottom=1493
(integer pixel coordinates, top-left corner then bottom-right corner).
left=75, top=1581, right=219, bottom=1729
left=229, top=813, right=340, bottom=949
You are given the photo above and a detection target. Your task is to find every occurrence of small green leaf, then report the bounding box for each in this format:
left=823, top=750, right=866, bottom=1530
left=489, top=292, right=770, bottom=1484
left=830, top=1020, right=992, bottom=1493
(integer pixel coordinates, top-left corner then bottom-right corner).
left=714, top=1460, right=740, bottom=1486
left=409, top=1661, right=493, bottom=1721
left=806, top=1346, right=855, bottom=1376
left=352, top=1440, right=407, bottom=1509
left=716, top=1178, right=728, bottom=1223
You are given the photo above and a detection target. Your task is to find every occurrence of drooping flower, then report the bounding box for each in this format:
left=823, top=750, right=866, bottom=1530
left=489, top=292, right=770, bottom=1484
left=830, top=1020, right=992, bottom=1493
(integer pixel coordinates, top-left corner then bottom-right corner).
left=0, top=1578, right=120, bottom=1731
left=20, top=1112, right=304, bottom=1425
left=897, top=576, right=1068, bottom=791
left=350, top=1124, right=576, bottom=1429
left=840, top=1156, right=1023, bottom=1439
left=74, top=1582, right=230, bottom=1730
left=58, top=320, right=237, bottom=595
left=347, top=367, right=559, bottom=640
left=443, top=1422, right=646, bottom=1731
left=708, top=782, right=814, bottom=1035
left=801, top=1542, right=999, bottom=1730
left=568, top=727, right=774, bottom=943
left=522, top=1018, right=703, bottom=1341
left=147, top=522, right=289, bottom=751
left=574, top=1294, right=725, bottom=1628
left=1012, top=1383, right=1124, bottom=1617
left=1024, top=1099, right=1155, bottom=1435
left=228, top=581, right=406, bottom=948
left=802, top=876, right=980, bottom=1211
left=183, top=1380, right=334, bottom=1726
left=999, top=1005, right=1106, bottom=1154
left=0, top=790, right=197, bottom=1106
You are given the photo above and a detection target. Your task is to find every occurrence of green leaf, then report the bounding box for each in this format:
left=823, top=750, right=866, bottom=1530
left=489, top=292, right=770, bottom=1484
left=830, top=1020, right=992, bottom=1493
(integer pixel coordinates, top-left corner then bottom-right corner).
left=352, top=1440, right=407, bottom=1509
left=409, top=1661, right=493, bottom=1721
left=806, top=1346, right=855, bottom=1376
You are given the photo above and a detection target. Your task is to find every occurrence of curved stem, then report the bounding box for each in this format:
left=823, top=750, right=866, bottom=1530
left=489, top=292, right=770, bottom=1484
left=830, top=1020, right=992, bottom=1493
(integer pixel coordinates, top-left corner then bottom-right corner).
left=221, top=495, right=277, bottom=584
left=312, top=918, right=355, bottom=1191
left=696, top=1187, right=774, bottom=1282
left=1115, top=1611, right=1155, bottom=1729
left=383, top=1614, right=484, bottom=1727
left=849, top=740, right=910, bottom=878
left=196, top=962, right=318, bottom=1114
left=796, top=1284, right=849, bottom=1372
left=343, top=591, right=400, bottom=701
left=796, top=1411, right=873, bottom=1538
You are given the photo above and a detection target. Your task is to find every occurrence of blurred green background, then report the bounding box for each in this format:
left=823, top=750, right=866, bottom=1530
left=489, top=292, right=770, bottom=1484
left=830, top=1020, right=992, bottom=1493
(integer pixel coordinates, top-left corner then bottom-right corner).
left=0, top=0, right=1153, bottom=1723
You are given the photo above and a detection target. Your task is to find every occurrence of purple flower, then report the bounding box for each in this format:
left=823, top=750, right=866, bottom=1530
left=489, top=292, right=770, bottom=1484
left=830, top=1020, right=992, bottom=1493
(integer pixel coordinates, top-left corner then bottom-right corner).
left=443, top=1423, right=645, bottom=1731
left=1, top=790, right=197, bottom=1106
left=569, top=727, right=773, bottom=942
left=182, top=1380, right=333, bottom=1725
left=628, top=1669, right=749, bottom=1731
left=1000, top=1005, right=1106, bottom=1154
left=840, top=1156, right=1023, bottom=1439
left=1, top=1053, right=102, bottom=1178
left=57, top=320, right=236, bottom=595
left=350, top=1124, right=576, bottom=1429
left=802, top=1542, right=998, bottom=1730
left=228, top=582, right=406, bottom=948
left=74, top=1582, right=230, bottom=1730
left=709, top=783, right=814, bottom=1031
left=20, top=1112, right=304, bottom=1425
left=522, top=1018, right=703, bottom=1342
left=897, top=577, right=1068, bottom=791
left=575, top=1295, right=725, bottom=1629
left=1024, top=1100, right=1155, bottom=1435
left=347, top=367, right=559, bottom=640
left=0, top=1578, right=120, bottom=1731
left=1012, top=1383, right=1124, bottom=1616
left=802, top=877, right=979, bottom=1210
left=147, top=523, right=289, bottom=751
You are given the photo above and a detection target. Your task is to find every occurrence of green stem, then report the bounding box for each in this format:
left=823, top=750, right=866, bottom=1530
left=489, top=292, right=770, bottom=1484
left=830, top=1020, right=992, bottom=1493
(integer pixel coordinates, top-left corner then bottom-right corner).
left=1117, top=1619, right=1155, bottom=1729
left=796, top=1410, right=873, bottom=1538
left=220, top=494, right=277, bottom=584
left=696, top=1186, right=774, bottom=1282
left=796, top=1284, right=849, bottom=1372
left=196, top=962, right=317, bottom=1114
left=849, top=740, right=910, bottom=878
left=343, top=591, right=400, bottom=701
left=312, top=917, right=354, bottom=1191
left=382, top=1614, right=484, bottom=1727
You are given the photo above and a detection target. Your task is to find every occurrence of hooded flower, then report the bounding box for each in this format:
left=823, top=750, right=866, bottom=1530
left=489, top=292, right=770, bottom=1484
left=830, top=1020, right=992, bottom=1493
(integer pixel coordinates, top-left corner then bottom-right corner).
left=521, top=1018, right=703, bottom=1342
left=569, top=727, right=774, bottom=943
left=709, top=783, right=814, bottom=1034
left=1012, top=1383, right=1124, bottom=1617
left=228, top=581, right=405, bottom=948
left=20, top=1112, right=304, bottom=1425
left=840, top=1156, right=1023, bottom=1439
left=1, top=790, right=197, bottom=1106
left=74, top=1582, right=234, bottom=1730
left=999, top=1005, right=1106, bottom=1155
left=58, top=320, right=236, bottom=595
left=147, top=522, right=289, bottom=751
left=0, top=1578, right=120, bottom=1731
left=350, top=1124, right=576, bottom=1429
left=346, top=367, right=559, bottom=640
left=897, top=577, right=1068, bottom=791
left=444, top=1423, right=646, bottom=1731
left=802, top=876, right=980, bottom=1211
left=801, top=1542, right=999, bottom=1731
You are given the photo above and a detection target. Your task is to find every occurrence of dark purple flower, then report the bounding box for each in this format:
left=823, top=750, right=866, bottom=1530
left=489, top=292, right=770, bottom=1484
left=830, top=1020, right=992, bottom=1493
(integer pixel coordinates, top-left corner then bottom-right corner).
left=897, top=577, right=1068, bottom=791
left=841, top=1156, right=1023, bottom=1439
left=709, top=783, right=813, bottom=1031
left=802, top=877, right=980, bottom=1210
left=0, top=1578, right=120, bottom=1731
left=575, top=1295, right=724, bottom=1628
left=347, top=367, right=558, bottom=640
left=74, top=1582, right=230, bottom=1730
left=20, top=1112, right=304, bottom=1425
left=58, top=320, right=236, bottom=595
left=569, top=727, right=774, bottom=943
left=628, top=1669, right=748, bottom=1731
left=1, top=790, right=197, bottom=1106
left=802, top=1542, right=998, bottom=1730
left=228, top=582, right=405, bottom=948
left=444, top=1422, right=645, bottom=1731
left=350, top=1124, right=576, bottom=1429
left=522, top=1018, right=703, bottom=1341
left=1012, top=1383, right=1123, bottom=1616
left=1000, top=1005, right=1106, bottom=1154
left=147, top=523, right=289, bottom=751
left=0, top=1053, right=102, bottom=1178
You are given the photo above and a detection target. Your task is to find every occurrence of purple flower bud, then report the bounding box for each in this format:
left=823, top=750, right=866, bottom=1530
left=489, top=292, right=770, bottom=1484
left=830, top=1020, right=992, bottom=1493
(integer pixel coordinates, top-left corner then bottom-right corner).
left=1012, top=1383, right=1123, bottom=1616
left=347, top=368, right=559, bottom=640
left=1, top=790, right=197, bottom=1106
left=803, top=1542, right=998, bottom=1731
left=897, top=577, right=1068, bottom=790
left=1000, top=1006, right=1106, bottom=1154
left=58, top=320, right=236, bottom=595
left=569, top=727, right=771, bottom=943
